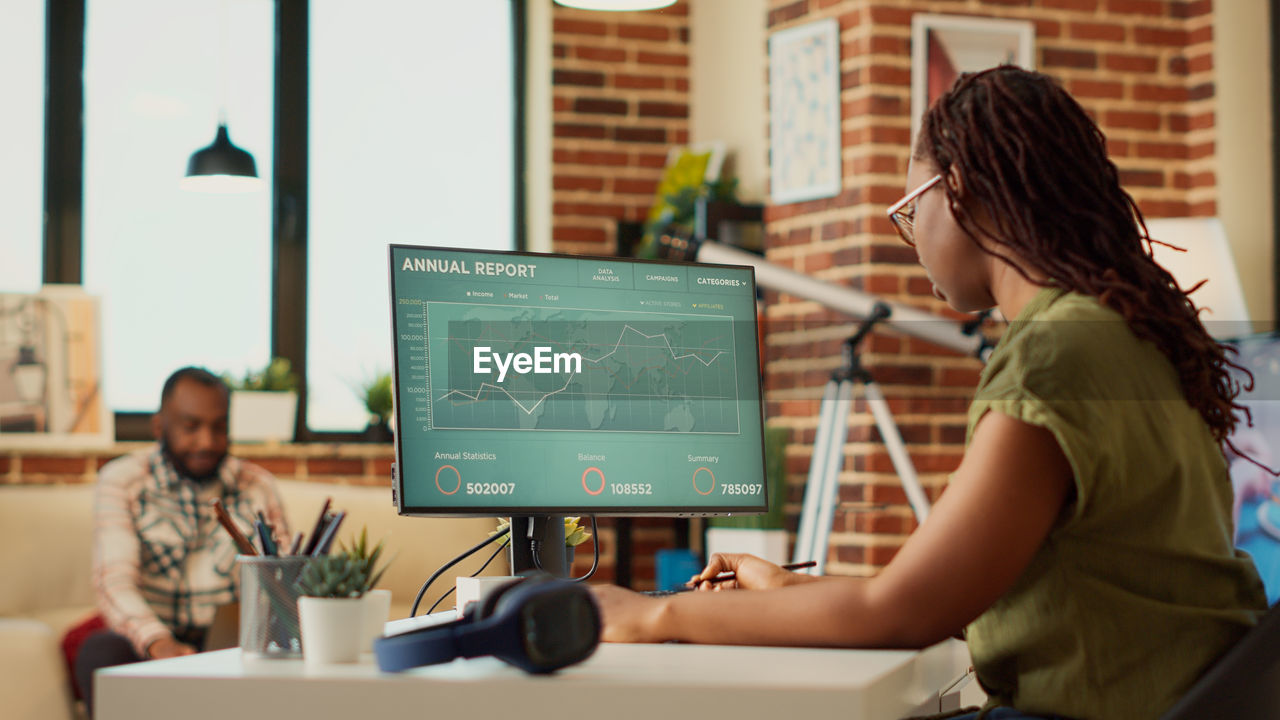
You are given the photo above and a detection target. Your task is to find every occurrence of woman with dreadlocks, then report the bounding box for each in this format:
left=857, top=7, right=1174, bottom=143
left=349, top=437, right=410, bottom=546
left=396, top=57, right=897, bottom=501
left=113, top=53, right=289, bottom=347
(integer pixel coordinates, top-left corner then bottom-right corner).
left=590, top=67, right=1267, bottom=719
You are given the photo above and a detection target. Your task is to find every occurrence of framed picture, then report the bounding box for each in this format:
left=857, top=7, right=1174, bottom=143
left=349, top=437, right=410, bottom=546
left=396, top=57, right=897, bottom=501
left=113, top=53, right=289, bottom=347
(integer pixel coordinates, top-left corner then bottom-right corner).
left=911, top=14, right=1035, bottom=142
left=769, top=19, right=842, bottom=205
left=0, top=285, right=113, bottom=448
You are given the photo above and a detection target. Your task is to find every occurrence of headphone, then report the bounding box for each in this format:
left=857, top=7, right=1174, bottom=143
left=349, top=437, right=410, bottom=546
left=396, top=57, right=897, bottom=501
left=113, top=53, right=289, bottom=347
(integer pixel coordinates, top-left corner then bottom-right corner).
left=374, top=573, right=601, bottom=674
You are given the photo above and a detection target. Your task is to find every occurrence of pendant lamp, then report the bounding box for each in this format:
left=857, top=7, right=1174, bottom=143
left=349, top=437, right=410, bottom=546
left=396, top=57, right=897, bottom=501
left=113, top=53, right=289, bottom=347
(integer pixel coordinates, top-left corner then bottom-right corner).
left=181, top=0, right=262, bottom=193
left=553, top=0, right=677, bottom=10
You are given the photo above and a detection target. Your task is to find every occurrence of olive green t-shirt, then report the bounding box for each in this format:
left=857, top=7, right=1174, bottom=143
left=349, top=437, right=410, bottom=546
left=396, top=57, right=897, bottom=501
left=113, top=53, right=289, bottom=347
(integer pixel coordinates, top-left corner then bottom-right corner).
left=965, top=287, right=1266, bottom=720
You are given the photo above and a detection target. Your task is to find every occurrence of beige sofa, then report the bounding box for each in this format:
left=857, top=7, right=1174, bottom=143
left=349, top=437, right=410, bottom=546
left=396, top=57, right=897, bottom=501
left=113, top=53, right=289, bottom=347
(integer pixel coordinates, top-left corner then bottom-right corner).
left=0, top=479, right=508, bottom=720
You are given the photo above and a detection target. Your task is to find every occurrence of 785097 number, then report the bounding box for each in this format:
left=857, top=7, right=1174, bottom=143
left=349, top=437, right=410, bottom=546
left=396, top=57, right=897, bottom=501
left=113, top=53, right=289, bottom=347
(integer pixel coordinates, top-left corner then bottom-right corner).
left=720, top=483, right=762, bottom=495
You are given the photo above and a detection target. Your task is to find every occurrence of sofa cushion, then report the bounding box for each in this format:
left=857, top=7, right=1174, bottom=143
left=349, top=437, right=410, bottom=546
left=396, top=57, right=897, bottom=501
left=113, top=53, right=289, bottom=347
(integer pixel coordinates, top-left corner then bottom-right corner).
left=0, top=485, right=96, bottom=619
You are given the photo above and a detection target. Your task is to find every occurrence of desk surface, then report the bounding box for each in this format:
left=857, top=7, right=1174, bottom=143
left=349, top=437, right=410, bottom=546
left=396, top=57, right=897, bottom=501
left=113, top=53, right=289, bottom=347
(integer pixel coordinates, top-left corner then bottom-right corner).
left=99, top=618, right=972, bottom=720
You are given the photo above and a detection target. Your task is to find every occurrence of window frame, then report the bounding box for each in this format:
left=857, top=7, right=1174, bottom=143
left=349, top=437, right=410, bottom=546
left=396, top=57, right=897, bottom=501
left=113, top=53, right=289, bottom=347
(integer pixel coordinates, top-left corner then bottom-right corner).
left=43, top=0, right=527, bottom=441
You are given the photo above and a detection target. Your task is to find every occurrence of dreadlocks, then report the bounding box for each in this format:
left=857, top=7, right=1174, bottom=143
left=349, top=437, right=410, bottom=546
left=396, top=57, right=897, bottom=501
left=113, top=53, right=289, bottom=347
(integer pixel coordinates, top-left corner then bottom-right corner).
left=917, top=65, right=1250, bottom=450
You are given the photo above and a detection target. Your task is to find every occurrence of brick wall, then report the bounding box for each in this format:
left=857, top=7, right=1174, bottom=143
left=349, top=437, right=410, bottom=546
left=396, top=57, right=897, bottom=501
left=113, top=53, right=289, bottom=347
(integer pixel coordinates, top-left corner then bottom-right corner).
left=550, top=1, right=692, bottom=255
left=763, top=0, right=1221, bottom=576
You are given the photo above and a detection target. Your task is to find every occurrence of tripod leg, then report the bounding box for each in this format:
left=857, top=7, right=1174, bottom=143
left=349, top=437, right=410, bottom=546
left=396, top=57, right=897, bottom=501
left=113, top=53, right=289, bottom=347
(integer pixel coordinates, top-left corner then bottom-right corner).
left=863, top=380, right=931, bottom=524
left=795, top=379, right=854, bottom=575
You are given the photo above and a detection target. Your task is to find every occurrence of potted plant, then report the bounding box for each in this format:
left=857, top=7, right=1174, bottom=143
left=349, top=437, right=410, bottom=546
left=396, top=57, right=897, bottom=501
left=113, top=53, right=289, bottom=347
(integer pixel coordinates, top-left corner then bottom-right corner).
left=354, top=371, right=394, bottom=442
left=295, top=529, right=390, bottom=665
left=222, top=358, right=299, bottom=444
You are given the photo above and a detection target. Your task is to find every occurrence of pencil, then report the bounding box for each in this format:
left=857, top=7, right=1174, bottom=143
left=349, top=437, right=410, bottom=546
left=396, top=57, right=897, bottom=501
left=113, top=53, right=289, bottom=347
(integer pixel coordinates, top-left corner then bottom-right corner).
left=211, top=499, right=258, bottom=556
left=300, top=498, right=332, bottom=556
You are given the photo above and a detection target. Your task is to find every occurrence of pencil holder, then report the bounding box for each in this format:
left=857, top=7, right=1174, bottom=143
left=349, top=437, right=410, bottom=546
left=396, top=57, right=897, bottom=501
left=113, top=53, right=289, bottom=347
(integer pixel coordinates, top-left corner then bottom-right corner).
left=238, top=555, right=307, bottom=658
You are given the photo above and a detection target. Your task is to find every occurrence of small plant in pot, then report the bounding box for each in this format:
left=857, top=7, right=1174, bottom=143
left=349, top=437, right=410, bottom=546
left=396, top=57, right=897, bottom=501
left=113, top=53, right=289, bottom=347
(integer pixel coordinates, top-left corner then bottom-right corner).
left=295, top=529, right=390, bottom=665
left=222, top=357, right=300, bottom=444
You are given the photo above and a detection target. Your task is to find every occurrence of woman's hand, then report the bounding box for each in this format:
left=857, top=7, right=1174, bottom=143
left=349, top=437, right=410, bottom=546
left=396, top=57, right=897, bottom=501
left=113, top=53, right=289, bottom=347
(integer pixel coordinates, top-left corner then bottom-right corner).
left=589, top=584, right=669, bottom=643
left=690, top=553, right=803, bottom=591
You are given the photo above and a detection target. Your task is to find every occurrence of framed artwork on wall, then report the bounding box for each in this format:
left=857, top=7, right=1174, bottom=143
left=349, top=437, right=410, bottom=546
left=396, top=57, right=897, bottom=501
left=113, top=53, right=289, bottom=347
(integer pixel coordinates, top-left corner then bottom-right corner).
left=769, top=18, right=842, bottom=205
left=0, top=285, right=113, bottom=449
left=911, top=14, right=1036, bottom=142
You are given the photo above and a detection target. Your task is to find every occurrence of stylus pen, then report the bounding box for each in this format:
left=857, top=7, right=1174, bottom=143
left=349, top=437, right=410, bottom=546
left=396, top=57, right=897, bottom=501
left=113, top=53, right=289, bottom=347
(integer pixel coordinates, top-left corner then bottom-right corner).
left=311, top=510, right=347, bottom=557
left=687, top=560, right=818, bottom=588
left=300, top=498, right=333, bottom=556
left=211, top=499, right=258, bottom=556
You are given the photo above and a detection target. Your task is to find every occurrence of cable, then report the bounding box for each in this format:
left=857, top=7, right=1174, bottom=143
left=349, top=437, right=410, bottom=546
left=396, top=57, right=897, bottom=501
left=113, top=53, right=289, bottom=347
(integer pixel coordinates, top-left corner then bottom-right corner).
left=425, top=538, right=510, bottom=615
left=408, top=526, right=510, bottom=618
left=567, top=516, right=599, bottom=582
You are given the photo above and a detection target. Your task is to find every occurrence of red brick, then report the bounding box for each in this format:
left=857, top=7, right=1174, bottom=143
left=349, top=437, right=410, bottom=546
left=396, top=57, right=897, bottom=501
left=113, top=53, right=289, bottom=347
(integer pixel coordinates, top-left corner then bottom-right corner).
left=1136, top=142, right=1188, bottom=160
left=1034, top=19, right=1062, bottom=38
left=370, top=458, right=393, bottom=477
left=573, top=97, right=628, bottom=115
left=1105, top=53, right=1158, bottom=73
left=637, top=101, right=687, bottom=118
left=554, top=123, right=608, bottom=140
left=1105, top=110, right=1160, bottom=131
left=252, top=457, right=297, bottom=475
left=1041, top=0, right=1098, bottom=9
left=552, top=96, right=570, bottom=112
left=1189, top=171, right=1215, bottom=189
left=1043, top=47, right=1098, bottom=69
left=1188, top=141, right=1214, bottom=160
left=1188, top=112, right=1214, bottom=131
left=554, top=175, right=606, bottom=191
left=635, top=50, right=688, bottom=67
left=554, top=226, right=608, bottom=244
left=553, top=19, right=609, bottom=36
left=1166, top=113, right=1190, bottom=132
left=1190, top=200, right=1217, bottom=217
left=613, top=73, right=664, bottom=90
left=1119, top=169, right=1165, bottom=187
left=868, top=6, right=914, bottom=25
left=553, top=69, right=605, bottom=87
left=768, top=0, right=809, bottom=28
left=1069, top=21, right=1126, bottom=42
left=553, top=149, right=629, bottom=166
left=1138, top=199, right=1191, bottom=217
left=1134, top=83, right=1189, bottom=103
left=553, top=201, right=628, bottom=218
left=1188, top=82, right=1214, bottom=101
left=613, top=126, right=667, bottom=143
left=636, top=152, right=667, bottom=169
left=1133, top=26, right=1189, bottom=46
left=1070, top=79, right=1124, bottom=99
left=575, top=46, right=626, bottom=63
left=21, top=455, right=87, bottom=474
left=0, top=455, right=9, bottom=474
left=612, top=178, right=657, bottom=195
left=1189, top=24, right=1212, bottom=44
left=304, top=458, right=362, bottom=476
left=1188, top=53, right=1212, bottom=74
left=1168, top=56, right=1189, bottom=75
left=617, top=24, right=669, bottom=42
left=867, top=65, right=912, bottom=86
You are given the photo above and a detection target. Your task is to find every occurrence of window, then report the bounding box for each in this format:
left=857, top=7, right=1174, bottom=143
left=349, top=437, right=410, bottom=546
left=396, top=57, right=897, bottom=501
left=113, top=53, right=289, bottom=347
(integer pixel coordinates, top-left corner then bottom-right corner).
left=83, top=0, right=274, bottom=411
left=307, top=0, right=516, bottom=430
left=0, top=0, right=46, bottom=293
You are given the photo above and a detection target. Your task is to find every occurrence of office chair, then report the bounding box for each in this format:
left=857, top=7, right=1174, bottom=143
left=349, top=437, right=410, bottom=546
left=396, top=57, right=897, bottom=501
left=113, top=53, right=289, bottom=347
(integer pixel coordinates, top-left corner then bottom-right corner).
left=1157, top=602, right=1280, bottom=719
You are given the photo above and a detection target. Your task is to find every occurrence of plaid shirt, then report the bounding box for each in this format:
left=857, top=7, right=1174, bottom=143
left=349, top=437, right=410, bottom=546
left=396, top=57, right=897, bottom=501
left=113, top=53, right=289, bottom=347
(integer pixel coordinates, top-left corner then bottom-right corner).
left=91, top=445, right=288, bottom=656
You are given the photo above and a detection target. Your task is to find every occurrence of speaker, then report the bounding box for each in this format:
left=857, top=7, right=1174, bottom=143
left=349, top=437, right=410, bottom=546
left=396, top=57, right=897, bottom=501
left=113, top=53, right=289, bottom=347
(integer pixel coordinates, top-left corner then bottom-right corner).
left=374, top=573, right=600, bottom=674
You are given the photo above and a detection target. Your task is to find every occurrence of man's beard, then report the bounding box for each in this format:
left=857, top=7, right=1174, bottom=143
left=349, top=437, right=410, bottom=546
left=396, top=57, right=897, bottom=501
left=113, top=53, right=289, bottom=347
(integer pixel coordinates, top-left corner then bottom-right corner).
left=159, top=436, right=226, bottom=482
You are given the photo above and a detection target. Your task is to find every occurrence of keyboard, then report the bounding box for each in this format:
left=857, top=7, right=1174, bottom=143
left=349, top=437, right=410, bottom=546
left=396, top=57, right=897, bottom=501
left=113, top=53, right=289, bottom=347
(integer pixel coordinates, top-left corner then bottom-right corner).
left=641, top=588, right=692, bottom=597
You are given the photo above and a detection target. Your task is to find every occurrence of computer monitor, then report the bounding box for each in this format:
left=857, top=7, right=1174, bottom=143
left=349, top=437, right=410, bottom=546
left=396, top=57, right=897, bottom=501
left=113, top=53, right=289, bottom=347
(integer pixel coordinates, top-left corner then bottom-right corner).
left=388, top=245, right=768, bottom=573
left=1224, top=333, right=1280, bottom=604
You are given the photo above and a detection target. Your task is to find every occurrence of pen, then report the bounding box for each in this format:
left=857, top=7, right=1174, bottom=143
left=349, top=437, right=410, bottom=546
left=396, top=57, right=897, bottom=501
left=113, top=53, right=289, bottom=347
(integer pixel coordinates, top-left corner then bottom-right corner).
left=687, top=560, right=818, bottom=588
left=255, top=512, right=279, bottom=556
left=287, top=532, right=304, bottom=556
left=211, top=499, right=258, bottom=556
left=311, top=510, right=346, bottom=556
left=300, top=498, right=333, bottom=556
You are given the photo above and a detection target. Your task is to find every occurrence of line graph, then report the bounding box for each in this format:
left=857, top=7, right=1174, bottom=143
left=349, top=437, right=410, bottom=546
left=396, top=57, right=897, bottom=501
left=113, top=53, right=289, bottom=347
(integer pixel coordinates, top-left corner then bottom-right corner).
left=426, top=303, right=742, bottom=433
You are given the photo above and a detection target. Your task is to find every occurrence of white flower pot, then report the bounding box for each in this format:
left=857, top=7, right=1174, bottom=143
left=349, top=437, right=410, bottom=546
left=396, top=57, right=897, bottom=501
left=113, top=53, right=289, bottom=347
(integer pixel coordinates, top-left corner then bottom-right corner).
left=298, top=596, right=367, bottom=666
left=362, top=589, right=392, bottom=650
left=229, top=391, right=297, bottom=443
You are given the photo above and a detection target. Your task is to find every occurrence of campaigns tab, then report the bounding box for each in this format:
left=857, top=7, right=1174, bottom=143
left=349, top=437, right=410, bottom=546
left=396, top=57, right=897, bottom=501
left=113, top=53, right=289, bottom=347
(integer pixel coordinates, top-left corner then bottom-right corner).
left=634, top=265, right=688, bottom=292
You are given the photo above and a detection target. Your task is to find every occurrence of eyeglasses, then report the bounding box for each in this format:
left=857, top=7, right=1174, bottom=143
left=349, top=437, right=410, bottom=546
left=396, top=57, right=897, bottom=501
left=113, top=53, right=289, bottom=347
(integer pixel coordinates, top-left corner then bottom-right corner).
left=886, top=174, right=943, bottom=247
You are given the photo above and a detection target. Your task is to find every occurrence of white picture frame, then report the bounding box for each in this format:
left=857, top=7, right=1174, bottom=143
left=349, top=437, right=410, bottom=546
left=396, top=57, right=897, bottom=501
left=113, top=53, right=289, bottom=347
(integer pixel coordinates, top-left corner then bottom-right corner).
left=769, top=19, right=842, bottom=205
left=911, top=14, right=1036, bottom=143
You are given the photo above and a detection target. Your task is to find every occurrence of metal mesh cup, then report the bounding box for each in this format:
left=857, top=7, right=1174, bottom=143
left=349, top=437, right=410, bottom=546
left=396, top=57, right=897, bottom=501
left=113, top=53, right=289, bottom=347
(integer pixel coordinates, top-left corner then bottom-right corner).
left=238, top=555, right=307, bottom=658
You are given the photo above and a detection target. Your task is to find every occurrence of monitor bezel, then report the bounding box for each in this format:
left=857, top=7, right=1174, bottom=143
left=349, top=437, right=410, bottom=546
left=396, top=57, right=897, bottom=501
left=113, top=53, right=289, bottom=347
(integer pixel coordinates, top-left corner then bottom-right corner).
left=387, top=243, right=770, bottom=518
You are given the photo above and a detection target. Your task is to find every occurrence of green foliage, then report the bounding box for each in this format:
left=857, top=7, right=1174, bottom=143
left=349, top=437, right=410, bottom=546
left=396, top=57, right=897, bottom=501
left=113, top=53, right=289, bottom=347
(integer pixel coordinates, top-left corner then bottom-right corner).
left=355, top=372, right=394, bottom=424
left=223, top=357, right=299, bottom=393
left=295, top=527, right=391, bottom=598
left=635, top=178, right=739, bottom=259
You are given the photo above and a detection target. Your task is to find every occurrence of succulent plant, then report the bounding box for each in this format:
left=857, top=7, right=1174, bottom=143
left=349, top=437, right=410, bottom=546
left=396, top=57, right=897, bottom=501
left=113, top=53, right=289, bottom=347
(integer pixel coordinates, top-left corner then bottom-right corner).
left=295, top=527, right=391, bottom=598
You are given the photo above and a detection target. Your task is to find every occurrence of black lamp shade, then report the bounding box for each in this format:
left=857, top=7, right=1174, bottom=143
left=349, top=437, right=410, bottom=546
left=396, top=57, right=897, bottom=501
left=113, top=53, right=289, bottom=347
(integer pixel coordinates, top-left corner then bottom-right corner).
left=186, top=123, right=258, bottom=178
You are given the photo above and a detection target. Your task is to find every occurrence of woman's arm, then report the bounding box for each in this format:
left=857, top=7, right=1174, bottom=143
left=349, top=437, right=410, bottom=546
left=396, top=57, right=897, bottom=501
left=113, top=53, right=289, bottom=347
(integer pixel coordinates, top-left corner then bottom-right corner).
left=591, top=411, right=1074, bottom=647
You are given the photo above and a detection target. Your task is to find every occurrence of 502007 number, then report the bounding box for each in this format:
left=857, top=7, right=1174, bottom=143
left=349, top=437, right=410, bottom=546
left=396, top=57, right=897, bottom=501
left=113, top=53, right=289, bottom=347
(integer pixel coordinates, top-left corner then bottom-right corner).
left=466, top=482, right=515, bottom=495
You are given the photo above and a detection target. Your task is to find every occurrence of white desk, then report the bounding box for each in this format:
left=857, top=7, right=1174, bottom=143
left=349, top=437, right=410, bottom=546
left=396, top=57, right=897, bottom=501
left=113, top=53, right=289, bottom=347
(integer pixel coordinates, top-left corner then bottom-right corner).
left=98, top=619, right=973, bottom=720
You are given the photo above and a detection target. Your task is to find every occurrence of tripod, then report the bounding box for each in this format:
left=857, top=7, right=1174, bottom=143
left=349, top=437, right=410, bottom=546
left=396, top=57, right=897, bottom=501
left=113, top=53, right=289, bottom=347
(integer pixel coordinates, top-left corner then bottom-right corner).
left=792, top=303, right=932, bottom=575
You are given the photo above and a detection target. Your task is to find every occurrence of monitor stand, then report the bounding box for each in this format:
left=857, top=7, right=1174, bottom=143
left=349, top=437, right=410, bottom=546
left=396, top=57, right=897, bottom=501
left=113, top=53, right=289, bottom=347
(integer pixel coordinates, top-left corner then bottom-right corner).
left=508, top=516, right=569, bottom=576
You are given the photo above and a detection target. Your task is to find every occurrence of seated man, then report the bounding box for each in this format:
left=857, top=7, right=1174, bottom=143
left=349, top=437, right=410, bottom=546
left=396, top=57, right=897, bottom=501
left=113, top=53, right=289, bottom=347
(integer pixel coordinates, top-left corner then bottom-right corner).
left=73, top=367, right=288, bottom=716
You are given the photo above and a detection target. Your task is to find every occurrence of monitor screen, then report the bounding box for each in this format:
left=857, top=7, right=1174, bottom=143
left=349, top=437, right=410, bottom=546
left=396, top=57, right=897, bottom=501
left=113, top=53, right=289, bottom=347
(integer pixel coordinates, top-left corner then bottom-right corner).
left=1225, top=333, right=1280, bottom=604
left=388, top=245, right=768, bottom=517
